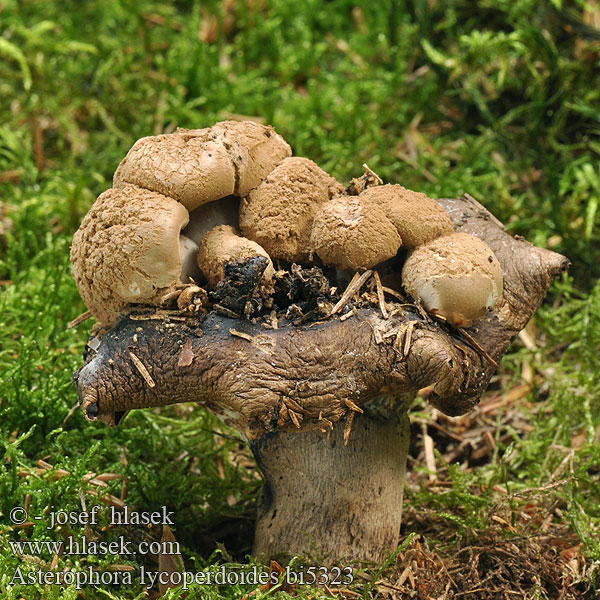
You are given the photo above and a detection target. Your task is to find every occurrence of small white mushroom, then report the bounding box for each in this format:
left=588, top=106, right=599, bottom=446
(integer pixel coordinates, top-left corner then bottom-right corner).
left=402, top=232, right=503, bottom=327
left=197, top=225, right=275, bottom=288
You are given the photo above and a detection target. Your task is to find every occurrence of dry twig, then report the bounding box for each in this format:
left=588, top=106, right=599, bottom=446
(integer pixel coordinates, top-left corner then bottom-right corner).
left=129, top=351, right=155, bottom=388
left=330, top=270, right=373, bottom=315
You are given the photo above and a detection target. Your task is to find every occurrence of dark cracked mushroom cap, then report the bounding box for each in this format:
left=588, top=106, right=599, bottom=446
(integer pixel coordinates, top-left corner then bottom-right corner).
left=73, top=183, right=568, bottom=562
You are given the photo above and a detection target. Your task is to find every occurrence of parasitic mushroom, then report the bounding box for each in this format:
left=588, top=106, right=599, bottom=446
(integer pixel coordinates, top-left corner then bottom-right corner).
left=197, top=225, right=275, bottom=288
left=359, top=184, right=454, bottom=248
left=72, top=127, right=569, bottom=564
left=113, top=121, right=291, bottom=211
left=239, top=156, right=344, bottom=263
left=310, top=196, right=402, bottom=270
left=70, top=184, right=190, bottom=326
left=402, top=232, right=503, bottom=327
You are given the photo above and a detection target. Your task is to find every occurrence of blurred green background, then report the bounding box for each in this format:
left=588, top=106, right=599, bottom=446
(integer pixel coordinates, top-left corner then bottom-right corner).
left=1, top=1, right=599, bottom=598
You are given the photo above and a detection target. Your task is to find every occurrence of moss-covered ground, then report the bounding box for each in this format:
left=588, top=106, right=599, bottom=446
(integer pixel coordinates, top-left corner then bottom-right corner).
left=1, top=1, right=599, bottom=598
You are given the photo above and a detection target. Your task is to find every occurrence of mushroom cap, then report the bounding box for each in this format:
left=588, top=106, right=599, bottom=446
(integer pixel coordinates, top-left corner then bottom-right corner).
left=113, top=121, right=291, bottom=211
left=211, top=120, right=292, bottom=197
left=197, top=225, right=275, bottom=288
left=113, top=128, right=236, bottom=212
left=71, top=184, right=189, bottom=325
left=360, top=184, right=454, bottom=248
left=240, top=157, right=344, bottom=263
left=402, top=232, right=503, bottom=327
left=310, top=197, right=402, bottom=270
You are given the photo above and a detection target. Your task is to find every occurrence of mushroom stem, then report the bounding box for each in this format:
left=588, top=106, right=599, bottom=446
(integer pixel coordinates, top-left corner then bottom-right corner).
left=250, top=410, right=411, bottom=564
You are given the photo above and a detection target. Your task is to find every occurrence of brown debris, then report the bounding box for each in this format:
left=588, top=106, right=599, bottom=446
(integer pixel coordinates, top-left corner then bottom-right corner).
left=344, top=399, right=364, bottom=414
left=330, top=270, right=373, bottom=315
left=368, top=523, right=598, bottom=600
left=343, top=411, right=355, bottom=446
left=373, top=271, right=389, bottom=319
left=157, top=525, right=185, bottom=597
left=67, top=310, right=92, bottom=329
left=288, top=409, right=302, bottom=429
left=177, top=339, right=195, bottom=367
left=340, top=307, right=357, bottom=321
left=457, top=326, right=499, bottom=368
left=346, top=163, right=384, bottom=195
left=229, top=328, right=254, bottom=342
left=176, top=285, right=208, bottom=312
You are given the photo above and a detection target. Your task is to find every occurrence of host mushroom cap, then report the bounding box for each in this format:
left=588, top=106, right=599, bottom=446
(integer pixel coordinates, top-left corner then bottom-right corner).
left=360, top=184, right=455, bottom=248
left=310, top=196, right=402, bottom=270
left=74, top=184, right=569, bottom=564
left=402, top=232, right=503, bottom=327
left=71, top=120, right=570, bottom=566
left=70, top=184, right=189, bottom=326
left=240, top=156, right=344, bottom=263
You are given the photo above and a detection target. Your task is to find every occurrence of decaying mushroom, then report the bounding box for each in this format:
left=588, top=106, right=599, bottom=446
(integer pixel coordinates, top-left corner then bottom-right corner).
left=72, top=122, right=569, bottom=564
left=197, top=225, right=274, bottom=288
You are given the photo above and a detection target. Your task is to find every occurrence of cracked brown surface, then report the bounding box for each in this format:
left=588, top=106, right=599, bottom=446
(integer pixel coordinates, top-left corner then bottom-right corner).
left=240, top=156, right=344, bottom=263
left=360, top=184, right=454, bottom=248
left=311, top=195, right=402, bottom=270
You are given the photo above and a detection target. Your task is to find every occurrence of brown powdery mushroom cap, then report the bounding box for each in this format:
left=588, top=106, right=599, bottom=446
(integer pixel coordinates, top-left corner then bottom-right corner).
left=113, top=121, right=291, bottom=211
left=71, top=184, right=189, bottom=325
left=360, top=184, right=455, bottom=248
left=402, top=232, right=503, bottom=327
left=211, top=120, right=292, bottom=197
left=239, top=157, right=344, bottom=263
left=310, top=196, right=402, bottom=270
left=197, top=225, right=275, bottom=288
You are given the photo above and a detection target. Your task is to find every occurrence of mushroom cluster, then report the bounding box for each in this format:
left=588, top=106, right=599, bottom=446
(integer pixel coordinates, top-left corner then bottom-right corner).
left=72, top=120, right=502, bottom=331
left=72, top=120, right=568, bottom=564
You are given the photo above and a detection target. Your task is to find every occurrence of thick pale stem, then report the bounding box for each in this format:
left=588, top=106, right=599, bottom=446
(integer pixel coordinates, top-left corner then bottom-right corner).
left=250, top=411, right=410, bottom=564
